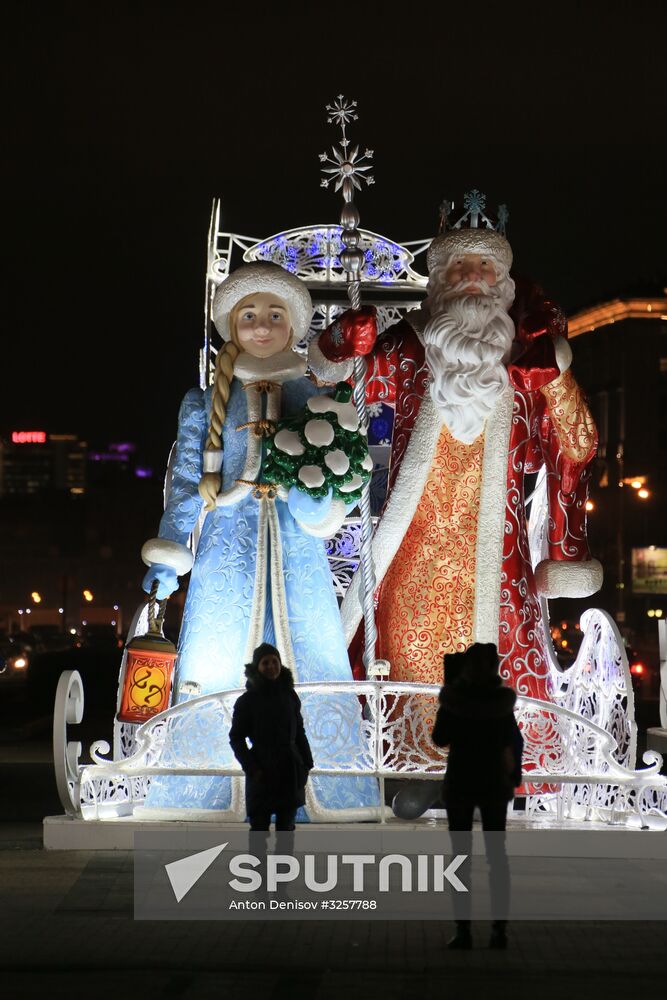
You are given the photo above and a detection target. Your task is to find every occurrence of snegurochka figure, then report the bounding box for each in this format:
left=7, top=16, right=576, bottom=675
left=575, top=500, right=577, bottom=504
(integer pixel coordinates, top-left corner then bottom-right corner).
left=140, top=261, right=381, bottom=821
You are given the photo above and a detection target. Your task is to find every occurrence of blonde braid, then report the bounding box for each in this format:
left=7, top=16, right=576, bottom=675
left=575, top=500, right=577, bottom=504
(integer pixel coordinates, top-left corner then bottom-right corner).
left=198, top=339, right=240, bottom=512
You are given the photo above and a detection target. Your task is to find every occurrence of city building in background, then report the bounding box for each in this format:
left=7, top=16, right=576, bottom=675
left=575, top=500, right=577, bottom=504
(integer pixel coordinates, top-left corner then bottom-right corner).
left=0, top=430, right=163, bottom=638
left=0, top=432, right=86, bottom=497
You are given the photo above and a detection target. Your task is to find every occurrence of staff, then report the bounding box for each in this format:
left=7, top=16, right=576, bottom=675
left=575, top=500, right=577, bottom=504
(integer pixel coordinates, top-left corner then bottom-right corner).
left=319, top=96, right=379, bottom=677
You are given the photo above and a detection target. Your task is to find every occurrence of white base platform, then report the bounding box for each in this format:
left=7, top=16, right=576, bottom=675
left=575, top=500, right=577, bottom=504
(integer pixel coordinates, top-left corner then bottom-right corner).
left=42, top=809, right=655, bottom=850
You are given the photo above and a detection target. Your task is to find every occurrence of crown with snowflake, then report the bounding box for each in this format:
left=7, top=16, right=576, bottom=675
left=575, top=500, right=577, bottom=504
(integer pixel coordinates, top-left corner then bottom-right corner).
left=428, top=190, right=512, bottom=272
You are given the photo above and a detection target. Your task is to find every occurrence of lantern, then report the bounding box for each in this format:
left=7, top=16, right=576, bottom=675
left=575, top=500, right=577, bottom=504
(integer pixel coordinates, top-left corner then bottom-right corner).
left=117, top=583, right=177, bottom=724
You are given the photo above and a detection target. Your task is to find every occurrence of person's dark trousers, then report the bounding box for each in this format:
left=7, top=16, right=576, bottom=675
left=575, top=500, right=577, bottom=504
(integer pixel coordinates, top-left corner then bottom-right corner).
left=248, top=810, right=297, bottom=831
left=248, top=812, right=297, bottom=900
left=447, top=797, right=510, bottom=926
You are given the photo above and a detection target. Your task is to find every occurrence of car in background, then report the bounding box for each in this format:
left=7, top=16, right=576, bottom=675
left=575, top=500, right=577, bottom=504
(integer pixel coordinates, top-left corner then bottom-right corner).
left=0, top=636, right=31, bottom=682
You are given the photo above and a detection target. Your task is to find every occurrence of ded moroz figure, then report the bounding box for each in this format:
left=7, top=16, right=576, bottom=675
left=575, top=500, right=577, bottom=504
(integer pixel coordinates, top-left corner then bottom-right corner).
left=318, top=193, right=602, bottom=710
left=140, top=261, right=381, bottom=820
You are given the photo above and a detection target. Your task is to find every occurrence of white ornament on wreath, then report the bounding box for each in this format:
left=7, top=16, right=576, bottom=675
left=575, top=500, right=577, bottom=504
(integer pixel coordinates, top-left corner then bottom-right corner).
left=307, top=395, right=359, bottom=432
left=298, top=465, right=326, bottom=488
left=274, top=428, right=306, bottom=456
left=339, top=473, right=364, bottom=494
left=324, top=449, right=350, bottom=475
left=304, top=418, right=335, bottom=447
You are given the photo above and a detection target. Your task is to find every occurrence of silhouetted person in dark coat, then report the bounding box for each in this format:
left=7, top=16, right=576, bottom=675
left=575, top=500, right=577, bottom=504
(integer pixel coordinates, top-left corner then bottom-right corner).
left=432, top=642, right=523, bottom=950
left=229, top=643, right=314, bottom=832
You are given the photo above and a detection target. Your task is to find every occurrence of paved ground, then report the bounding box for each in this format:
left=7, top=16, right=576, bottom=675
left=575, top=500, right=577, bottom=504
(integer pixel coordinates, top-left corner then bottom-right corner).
left=1, top=704, right=666, bottom=998
left=0, top=821, right=665, bottom=999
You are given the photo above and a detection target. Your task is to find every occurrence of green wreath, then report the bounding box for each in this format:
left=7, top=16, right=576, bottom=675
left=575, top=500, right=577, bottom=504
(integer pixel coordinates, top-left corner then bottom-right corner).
left=264, top=382, right=372, bottom=504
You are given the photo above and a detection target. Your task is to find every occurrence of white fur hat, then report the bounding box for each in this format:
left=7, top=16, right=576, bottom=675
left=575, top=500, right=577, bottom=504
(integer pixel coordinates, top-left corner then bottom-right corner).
left=212, top=262, right=313, bottom=343
left=427, top=228, right=513, bottom=273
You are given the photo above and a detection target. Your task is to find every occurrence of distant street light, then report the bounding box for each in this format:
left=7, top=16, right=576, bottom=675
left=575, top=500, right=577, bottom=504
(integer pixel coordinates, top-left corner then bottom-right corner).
left=637, top=488, right=650, bottom=500
left=31, top=591, right=42, bottom=604
left=82, top=589, right=94, bottom=603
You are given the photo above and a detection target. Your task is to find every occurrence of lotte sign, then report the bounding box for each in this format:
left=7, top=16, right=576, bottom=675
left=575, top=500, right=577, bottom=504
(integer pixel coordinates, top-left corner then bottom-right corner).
left=12, top=431, right=47, bottom=444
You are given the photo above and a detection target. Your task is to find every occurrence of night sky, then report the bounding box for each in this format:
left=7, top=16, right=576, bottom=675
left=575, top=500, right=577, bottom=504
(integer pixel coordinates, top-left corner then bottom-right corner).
left=6, top=4, right=667, bottom=475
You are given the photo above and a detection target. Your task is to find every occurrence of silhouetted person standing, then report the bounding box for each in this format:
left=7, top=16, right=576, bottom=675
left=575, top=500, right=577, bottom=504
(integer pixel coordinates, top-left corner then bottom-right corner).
left=229, top=643, right=314, bottom=832
left=432, top=642, right=523, bottom=949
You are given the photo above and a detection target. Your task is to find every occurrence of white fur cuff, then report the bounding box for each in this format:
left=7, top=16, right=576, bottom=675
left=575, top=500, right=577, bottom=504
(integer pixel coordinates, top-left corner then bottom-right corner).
left=308, top=336, right=354, bottom=384
left=202, top=450, right=223, bottom=474
left=535, top=558, right=603, bottom=598
left=296, top=498, right=350, bottom=539
left=554, top=336, right=573, bottom=374
left=141, top=538, right=194, bottom=575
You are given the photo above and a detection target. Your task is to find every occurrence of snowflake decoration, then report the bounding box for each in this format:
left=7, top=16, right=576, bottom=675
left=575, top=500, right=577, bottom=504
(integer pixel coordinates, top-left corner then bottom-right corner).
left=319, top=95, right=374, bottom=191
left=448, top=189, right=504, bottom=231
left=320, top=145, right=374, bottom=191
left=463, top=189, right=487, bottom=215
left=326, top=95, right=358, bottom=134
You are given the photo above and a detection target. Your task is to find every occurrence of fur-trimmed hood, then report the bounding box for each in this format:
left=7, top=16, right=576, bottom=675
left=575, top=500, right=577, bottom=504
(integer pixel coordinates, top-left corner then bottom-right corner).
left=438, top=680, right=516, bottom=720
left=244, top=664, right=295, bottom=694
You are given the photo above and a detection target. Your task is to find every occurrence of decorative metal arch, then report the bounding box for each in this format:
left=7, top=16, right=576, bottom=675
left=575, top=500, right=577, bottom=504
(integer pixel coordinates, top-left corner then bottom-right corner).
left=200, top=199, right=431, bottom=390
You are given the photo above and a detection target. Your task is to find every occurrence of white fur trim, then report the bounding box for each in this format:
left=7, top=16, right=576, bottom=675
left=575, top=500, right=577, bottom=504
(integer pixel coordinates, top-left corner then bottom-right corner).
left=141, top=538, right=194, bottom=575
left=307, top=335, right=354, bottom=383
left=202, top=450, right=223, bottom=473
left=212, top=262, right=312, bottom=343
left=534, top=558, right=603, bottom=598
left=233, top=350, right=307, bottom=384
left=427, top=229, right=513, bottom=271
left=472, top=386, right=515, bottom=643
left=296, top=498, right=349, bottom=539
left=340, top=396, right=443, bottom=645
left=244, top=497, right=269, bottom=661
left=340, top=387, right=516, bottom=647
left=554, top=335, right=573, bottom=374
left=216, top=381, right=264, bottom=507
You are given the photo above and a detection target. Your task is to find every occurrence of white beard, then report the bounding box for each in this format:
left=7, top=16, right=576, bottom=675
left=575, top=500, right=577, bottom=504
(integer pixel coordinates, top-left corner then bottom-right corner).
left=423, top=285, right=516, bottom=445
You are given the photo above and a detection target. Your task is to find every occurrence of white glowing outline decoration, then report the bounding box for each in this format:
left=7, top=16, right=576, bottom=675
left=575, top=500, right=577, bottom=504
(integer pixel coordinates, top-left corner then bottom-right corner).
left=55, top=675, right=667, bottom=825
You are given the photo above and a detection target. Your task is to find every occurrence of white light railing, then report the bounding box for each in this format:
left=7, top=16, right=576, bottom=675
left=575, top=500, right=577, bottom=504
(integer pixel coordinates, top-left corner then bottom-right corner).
left=54, top=673, right=667, bottom=826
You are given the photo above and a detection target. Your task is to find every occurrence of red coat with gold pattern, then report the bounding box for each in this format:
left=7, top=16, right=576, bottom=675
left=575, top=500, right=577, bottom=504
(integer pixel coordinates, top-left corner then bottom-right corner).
left=341, top=280, right=599, bottom=702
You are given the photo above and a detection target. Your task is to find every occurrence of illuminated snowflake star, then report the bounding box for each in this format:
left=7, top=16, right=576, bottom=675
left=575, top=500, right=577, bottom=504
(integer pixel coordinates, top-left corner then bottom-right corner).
left=319, top=145, right=374, bottom=191
left=319, top=95, right=374, bottom=190
left=326, top=95, right=358, bottom=131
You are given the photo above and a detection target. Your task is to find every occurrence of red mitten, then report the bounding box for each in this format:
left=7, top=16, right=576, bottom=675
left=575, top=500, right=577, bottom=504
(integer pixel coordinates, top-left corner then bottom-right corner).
left=508, top=332, right=560, bottom=392
left=318, top=306, right=378, bottom=362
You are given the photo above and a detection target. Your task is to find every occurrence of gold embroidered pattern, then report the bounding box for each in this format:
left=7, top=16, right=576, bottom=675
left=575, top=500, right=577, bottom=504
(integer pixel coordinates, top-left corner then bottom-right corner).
left=376, top=424, right=484, bottom=687
left=541, top=370, right=597, bottom=463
